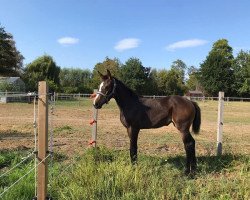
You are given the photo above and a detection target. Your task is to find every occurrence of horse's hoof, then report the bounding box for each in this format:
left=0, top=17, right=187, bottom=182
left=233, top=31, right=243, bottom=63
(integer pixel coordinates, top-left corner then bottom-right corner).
left=184, top=170, right=196, bottom=179
left=131, top=161, right=137, bottom=165
left=184, top=169, right=190, bottom=176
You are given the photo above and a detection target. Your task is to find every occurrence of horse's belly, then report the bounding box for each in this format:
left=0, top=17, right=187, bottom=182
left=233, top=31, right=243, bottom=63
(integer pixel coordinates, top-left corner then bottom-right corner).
left=139, top=115, right=172, bottom=129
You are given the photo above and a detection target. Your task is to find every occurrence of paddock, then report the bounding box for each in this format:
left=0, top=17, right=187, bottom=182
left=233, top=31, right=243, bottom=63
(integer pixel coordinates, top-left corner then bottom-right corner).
left=0, top=91, right=250, bottom=199
left=1, top=97, right=249, bottom=155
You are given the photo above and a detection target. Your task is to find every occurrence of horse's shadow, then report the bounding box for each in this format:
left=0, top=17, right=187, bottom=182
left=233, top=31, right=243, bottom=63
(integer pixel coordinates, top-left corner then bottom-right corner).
left=160, top=154, right=242, bottom=174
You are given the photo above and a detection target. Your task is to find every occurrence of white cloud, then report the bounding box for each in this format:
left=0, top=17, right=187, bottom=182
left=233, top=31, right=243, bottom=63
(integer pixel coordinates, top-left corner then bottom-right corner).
left=166, top=39, right=208, bottom=51
left=57, top=37, right=79, bottom=45
left=114, top=38, right=141, bottom=52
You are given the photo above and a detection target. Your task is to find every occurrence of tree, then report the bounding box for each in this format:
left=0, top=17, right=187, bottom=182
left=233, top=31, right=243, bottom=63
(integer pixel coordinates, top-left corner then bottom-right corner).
left=92, top=57, right=121, bottom=89
left=155, top=69, right=168, bottom=95
left=120, top=57, right=151, bottom=94
left=0, top=81, right=25, bottom=92
left=0, top=25, right=24, bottom=76
left=145, top=68, right=158, bottom=95
left=199, top=39, right=235, bottom=96
left=23, top=55, right=60, bottom=92
left=59, top=68, right=92, bottom=93
left=233, top=50, right=250, bottom=97
left=186, top=66, right=201, bottom=91
left=156, top=69, right=187, bottom=96
left=171, top=59, right=187, bottom=83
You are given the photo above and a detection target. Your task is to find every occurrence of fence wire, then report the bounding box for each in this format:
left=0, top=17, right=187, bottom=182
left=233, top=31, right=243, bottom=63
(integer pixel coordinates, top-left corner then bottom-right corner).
left=0, top=152, right=34, bottom=179
left=0, top=154, right=51, bottom=198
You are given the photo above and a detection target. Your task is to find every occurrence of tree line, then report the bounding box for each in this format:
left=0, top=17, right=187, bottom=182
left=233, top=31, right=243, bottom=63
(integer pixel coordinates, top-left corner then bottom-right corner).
left=1, top=25, right=249, bottom=97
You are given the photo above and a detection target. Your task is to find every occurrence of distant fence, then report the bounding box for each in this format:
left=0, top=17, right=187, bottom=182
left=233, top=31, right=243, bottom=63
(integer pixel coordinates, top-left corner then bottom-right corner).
left=1, top=92, right=250, bottom=103
left=188, top=96, right=250, bottom=102
left=55, top=93, right=91, bottom=100
left=0, top=92, right=32, bottom=103
left=143, top=95, right=250, bottom=102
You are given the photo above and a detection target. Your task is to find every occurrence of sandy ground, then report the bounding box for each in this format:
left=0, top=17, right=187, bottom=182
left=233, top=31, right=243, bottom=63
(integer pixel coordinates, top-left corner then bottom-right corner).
left=0, top=99, right=249, bottom=159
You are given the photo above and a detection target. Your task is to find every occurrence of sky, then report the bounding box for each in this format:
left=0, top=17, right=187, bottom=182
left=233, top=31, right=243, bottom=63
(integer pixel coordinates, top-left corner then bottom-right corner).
left=1, top=0, right=250, bottom=70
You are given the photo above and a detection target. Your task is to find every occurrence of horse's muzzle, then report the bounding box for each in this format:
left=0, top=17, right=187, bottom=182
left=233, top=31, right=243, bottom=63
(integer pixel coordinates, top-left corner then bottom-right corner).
left=93, top=103, right=102, bottom=109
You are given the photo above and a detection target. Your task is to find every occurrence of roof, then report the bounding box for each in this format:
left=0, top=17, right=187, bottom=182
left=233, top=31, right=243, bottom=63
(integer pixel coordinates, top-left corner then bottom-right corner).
left=188, top=90, right=203, bottom=94
left=0, top=77, right=21, bottom=83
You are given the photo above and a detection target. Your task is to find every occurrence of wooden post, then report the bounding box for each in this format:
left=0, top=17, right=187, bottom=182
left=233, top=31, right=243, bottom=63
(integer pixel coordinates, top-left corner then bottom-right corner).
left=37, top=81, right=49, bottom=200
left=217, top=91, right=224, bottom=156
left=91, top=89, right=98, bottom=147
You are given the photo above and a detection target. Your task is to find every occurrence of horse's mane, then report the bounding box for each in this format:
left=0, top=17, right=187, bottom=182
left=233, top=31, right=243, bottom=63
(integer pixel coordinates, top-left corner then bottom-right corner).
left=114, top=78, right=139, bottom=100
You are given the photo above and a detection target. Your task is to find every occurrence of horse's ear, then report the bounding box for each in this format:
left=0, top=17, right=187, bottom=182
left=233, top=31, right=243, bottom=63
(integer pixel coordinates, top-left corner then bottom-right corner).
left=98, top=71, right=105, bottom=80
left=107, top=69, right=112, bottom=79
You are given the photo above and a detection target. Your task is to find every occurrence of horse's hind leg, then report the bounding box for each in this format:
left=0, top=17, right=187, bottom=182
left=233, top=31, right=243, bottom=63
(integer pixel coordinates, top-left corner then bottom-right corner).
left=181, top=129, right=197, bottom=175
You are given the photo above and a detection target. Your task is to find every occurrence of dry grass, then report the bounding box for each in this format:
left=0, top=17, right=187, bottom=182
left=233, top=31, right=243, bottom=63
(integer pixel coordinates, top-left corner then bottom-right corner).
left=0, top=99, right=249, bottom=157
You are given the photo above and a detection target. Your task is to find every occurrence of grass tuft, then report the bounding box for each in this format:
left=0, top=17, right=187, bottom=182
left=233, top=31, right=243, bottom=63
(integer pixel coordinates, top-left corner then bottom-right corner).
left=0, top=147, right=249, bottom=200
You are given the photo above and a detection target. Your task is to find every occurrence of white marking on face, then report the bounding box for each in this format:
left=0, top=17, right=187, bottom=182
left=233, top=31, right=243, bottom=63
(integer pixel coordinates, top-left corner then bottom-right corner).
left=94, top=82, right=104, bottom=105
left=99, top=82, right=104, bottom=91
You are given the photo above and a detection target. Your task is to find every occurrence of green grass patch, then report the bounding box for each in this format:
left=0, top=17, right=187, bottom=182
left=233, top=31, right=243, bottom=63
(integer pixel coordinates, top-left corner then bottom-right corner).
left=0, top=150, right=68, bottom=200
left=49, top=147, right=249, bottom=200
left=0, top=150, right=35, bottom=200
left=54, top=125, right=74, bottom=135
left=1, top=148, right=249, bottom=199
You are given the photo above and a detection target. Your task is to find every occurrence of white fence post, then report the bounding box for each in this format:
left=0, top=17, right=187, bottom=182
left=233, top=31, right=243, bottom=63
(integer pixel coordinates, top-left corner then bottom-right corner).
left=90, top=89, right=98, bottom=147
left=217, top=91, right=224, bottom=156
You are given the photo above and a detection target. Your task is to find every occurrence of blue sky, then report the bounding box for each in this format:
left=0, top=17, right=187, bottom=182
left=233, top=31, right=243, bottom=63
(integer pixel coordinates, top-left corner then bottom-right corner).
left=1, top=0, right=250, bottom=70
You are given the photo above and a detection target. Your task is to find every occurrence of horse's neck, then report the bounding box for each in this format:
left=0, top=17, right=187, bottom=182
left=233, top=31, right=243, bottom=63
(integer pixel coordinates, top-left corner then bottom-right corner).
left=114, top=80, right=139, bottom=110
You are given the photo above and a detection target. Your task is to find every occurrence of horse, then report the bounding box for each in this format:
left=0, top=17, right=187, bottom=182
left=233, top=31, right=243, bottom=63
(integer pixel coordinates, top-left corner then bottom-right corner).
left=93, top=70, right=201, bottom=174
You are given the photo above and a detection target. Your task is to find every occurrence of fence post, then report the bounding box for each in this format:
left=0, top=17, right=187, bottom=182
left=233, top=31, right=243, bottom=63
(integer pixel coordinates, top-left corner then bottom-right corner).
left=91, top=89, right=98, bottom=147
left=217, top=91, right=224, bottom=156
left=37, top=81, right=49, bottom=200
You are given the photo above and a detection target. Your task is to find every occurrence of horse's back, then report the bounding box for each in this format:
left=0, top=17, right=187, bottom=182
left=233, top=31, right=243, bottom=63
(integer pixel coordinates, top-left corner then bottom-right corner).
left=123, top=96, right=196, bottom=129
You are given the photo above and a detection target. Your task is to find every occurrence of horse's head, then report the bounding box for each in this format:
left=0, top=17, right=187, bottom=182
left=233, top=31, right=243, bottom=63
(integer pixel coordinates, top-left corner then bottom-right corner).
left=93, top=69, right=116, bottom=109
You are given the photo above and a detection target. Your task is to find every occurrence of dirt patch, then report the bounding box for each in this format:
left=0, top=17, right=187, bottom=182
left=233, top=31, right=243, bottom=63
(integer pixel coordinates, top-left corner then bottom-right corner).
left=0, top=100, right=250, bottom=158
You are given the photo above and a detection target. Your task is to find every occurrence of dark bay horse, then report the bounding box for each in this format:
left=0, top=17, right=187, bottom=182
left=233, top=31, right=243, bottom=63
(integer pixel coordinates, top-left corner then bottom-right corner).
left=93, top=70, right=201, bottom=174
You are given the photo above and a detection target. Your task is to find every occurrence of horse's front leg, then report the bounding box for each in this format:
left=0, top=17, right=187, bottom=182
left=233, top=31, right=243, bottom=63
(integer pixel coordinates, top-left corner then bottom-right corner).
left=127, top=127, right=139, bottom=164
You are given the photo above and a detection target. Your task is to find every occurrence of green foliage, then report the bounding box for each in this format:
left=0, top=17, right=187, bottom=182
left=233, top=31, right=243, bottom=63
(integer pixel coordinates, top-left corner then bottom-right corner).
left=156, top=69, right=187, bottom=95
left=22, top=55, right=60, bottom=92
left=200, top=39, right=235, bottom=96
left=0, top=25, right=24, bottom=76
left=120, top=57, right=151, bottom=94
left=155, top=69, right=168, bottom=94
left=0, top=81, right=25, bottom=92
left=165, top=69, right=187, bottom=95
left=186, top=67, right=201, bottom=91
left=59, top=68, right=92, bottom=93
left=171, top=59, right=187, bottom=83
left=92, top=57, right=121, bottom=89
left=145, top=68, right=159, bottom=95
left=233, top=50, right=250, bottom=97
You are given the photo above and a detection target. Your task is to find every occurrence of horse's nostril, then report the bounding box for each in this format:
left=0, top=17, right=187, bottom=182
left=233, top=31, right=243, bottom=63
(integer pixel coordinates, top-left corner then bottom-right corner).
left=93, top=103, right=101, bottom=109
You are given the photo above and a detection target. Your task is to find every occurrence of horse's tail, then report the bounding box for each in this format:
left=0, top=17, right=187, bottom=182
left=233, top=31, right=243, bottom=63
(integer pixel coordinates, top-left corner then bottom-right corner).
left=192, top=101, right=201, bottom=134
